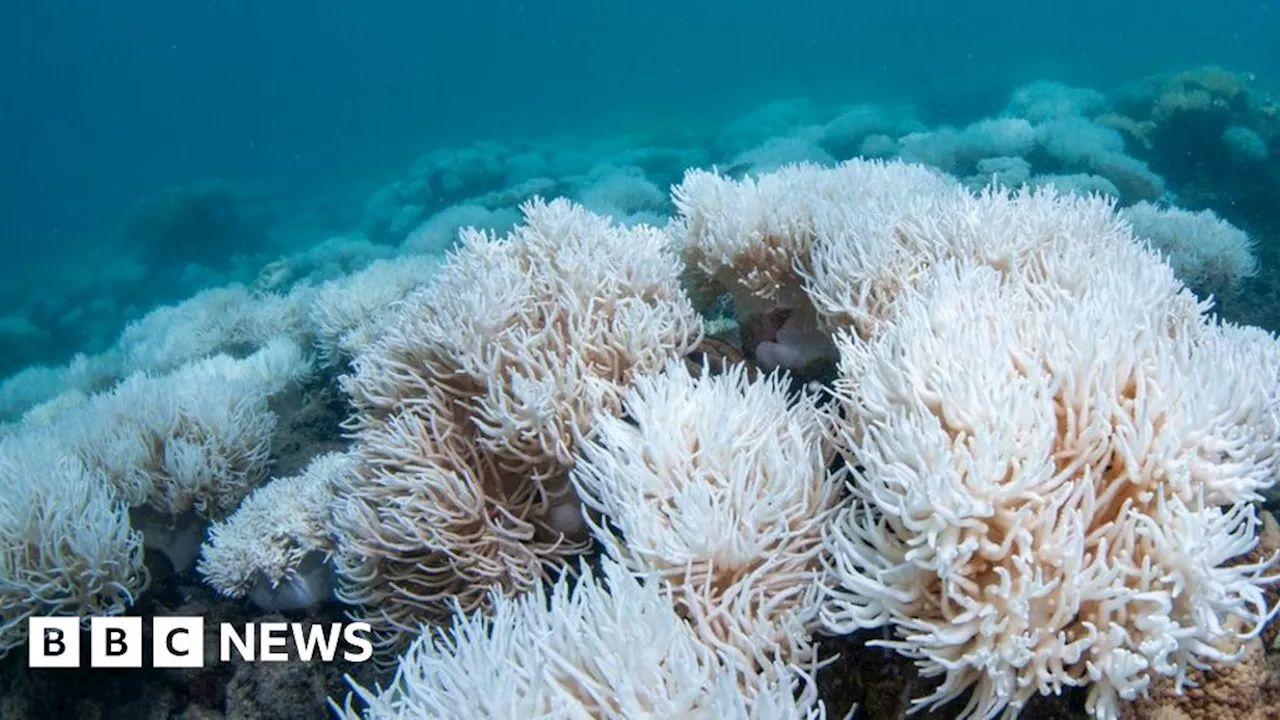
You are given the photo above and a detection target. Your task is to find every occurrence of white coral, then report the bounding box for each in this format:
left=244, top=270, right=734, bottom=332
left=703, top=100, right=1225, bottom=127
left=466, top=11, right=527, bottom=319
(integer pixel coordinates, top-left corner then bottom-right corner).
left=198, top=451, right=352, bottom=608
left=1120, top=201, right=1259, bottom=298
left=334, top=558, right=824, bottom=719
left=572, top=359, right=844, bottom=680
left=670, top=159, right=954, bottom=373
left=821, top=196, right=1280, bottom=720
left=331, top=198, right=702, bottom=653
left=66, top=338, right=312, bottom=519
left=116, top=284, right=308, bottom=375
left=307, top=255, right=442, bottom=365
left=0, top=432, right=147, bottom=655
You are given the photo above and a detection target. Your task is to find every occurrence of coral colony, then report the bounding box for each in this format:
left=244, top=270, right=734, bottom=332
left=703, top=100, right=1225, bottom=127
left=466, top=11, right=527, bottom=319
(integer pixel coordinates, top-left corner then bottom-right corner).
left=3, top=68, right=1280, bottom=719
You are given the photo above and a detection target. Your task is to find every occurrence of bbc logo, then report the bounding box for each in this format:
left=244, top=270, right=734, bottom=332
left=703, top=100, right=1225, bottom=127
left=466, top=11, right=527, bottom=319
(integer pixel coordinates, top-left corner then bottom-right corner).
left=29, top=617, right=373, bottom=668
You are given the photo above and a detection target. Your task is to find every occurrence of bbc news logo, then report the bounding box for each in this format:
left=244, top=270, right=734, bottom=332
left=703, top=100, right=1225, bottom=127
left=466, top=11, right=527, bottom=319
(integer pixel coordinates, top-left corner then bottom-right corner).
left=28, top=617, right=373, bottom=668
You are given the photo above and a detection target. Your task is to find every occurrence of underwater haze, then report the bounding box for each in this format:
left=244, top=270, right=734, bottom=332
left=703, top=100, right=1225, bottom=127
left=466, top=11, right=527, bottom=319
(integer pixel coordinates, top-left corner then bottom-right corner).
left=1, top=0, right=1278, bottom=410
left=4, top=0, right=1275, bottom=251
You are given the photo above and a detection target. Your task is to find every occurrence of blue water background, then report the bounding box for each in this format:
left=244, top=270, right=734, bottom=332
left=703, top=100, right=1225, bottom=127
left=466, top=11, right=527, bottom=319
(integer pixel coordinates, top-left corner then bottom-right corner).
left=0, top=0, right=1275, bottom=370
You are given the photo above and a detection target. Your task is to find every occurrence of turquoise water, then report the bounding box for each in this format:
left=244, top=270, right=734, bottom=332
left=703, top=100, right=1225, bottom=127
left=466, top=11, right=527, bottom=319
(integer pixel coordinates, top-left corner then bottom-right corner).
left=4, top=1, right=1275, bottom=247
left=1, top=0, right=1277, bottom=403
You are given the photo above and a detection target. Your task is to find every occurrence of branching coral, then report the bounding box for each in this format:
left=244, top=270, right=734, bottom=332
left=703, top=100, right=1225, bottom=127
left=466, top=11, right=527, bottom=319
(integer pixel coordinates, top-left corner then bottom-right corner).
left=307, top=255, right=442, bottom=366
left=1120, top=201, right=1259, bottom=299
left=329, top=386, right=574, bottom=649
left=116, top=284, right=308, bottom=376
left=66, top=338, right=313, bottom=521
left=317, top=159, right=1280, bottom=717
left=12, top=338, right=313, bottom=576
left=0, top=338, right=311, bottom=652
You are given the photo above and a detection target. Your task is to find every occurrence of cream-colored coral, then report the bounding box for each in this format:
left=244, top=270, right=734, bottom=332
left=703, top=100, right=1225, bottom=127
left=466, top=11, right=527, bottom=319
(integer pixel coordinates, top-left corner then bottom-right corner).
left=1121, top=514, right=1280, bottom=720
left=1120, top=201, right=1259, bottom=299
left=1121, top=628, right=1279, bottom=720
left=334, top=558, right=824, bottom=719
left=669, top=159, right=956, bottom=373
left=331, top=198, right=702, bottom=653
left=341, top=197, right=701, bottom=468
left=64, top=338, right=313, bottom=519
left=0, top=431, right=147, bottom=656
left=198, top=451, right=353, bottom=601
left=0, top=338, right=312, bottom=652
left=571, top=359, right=845, bottom=684
left=329, top=388, right=573, bottom=648
left=115, top=284, right=307, bottom=375
left=820, top=187, right=1280, bottom=720
left=306, top=255, right=442, bottom=366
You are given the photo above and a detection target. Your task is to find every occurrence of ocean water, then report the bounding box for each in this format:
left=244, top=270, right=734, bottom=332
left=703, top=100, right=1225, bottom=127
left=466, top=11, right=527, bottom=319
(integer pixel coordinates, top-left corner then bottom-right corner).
left=2, top=0, right=1280, bottom=718
left=1, top=0, right=1277, bottom=374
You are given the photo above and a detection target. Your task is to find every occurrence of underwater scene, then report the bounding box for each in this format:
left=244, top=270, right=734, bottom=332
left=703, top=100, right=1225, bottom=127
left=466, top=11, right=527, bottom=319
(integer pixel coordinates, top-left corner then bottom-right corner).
left=3, top=1, right=1280, bottom=718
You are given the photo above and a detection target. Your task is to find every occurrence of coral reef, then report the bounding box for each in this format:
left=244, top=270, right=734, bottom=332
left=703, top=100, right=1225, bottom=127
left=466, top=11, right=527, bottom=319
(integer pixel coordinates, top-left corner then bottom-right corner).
left=6, top=64, right=1280, bottom=720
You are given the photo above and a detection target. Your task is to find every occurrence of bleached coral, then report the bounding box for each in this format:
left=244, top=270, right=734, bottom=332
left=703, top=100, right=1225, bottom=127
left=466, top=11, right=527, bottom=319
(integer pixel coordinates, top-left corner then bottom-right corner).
left=400, top=203, right=519, bottom=254
left=331, top=198, right=702, bottom=651
left=574, top=164, right=668, bottom=221
left=342, top=197, right=701, bottom=477
left=572, top=359, right=845, bottom=681
left=819, top=188, right=1280, bottom=719
left=334, top=558, right=824, bottom=719
left=895, top=119, right=1036, bottom=176
left=0, top=350, right=121, bottom=423
left=65, top=338, right=312, bottom=520
left=731, top=133, right=836, bottom=175
left=1121, top=201, right=1259, bottom=299
left=198, top=451, right=353, bottom=610
left=0, top=336, right=311, bottom=651
left=1034, top=117, right=1127, bottom=165
left=670, top=158, right=955, bottom=374
left=970, top=156, right=1033, bottom=190
left=1004, top=80, right=1108, bottom=123
left=0, top=432, right=147, bottom=656
left=329, top=387, right=572, bottom=648
left=801, top=178, right=1195, bottom=346
left=1031, top=172, right=1121, bottom=198
left=116, top=283, right=307, bottom=375
left=307, top=255, right=442, bottom=365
